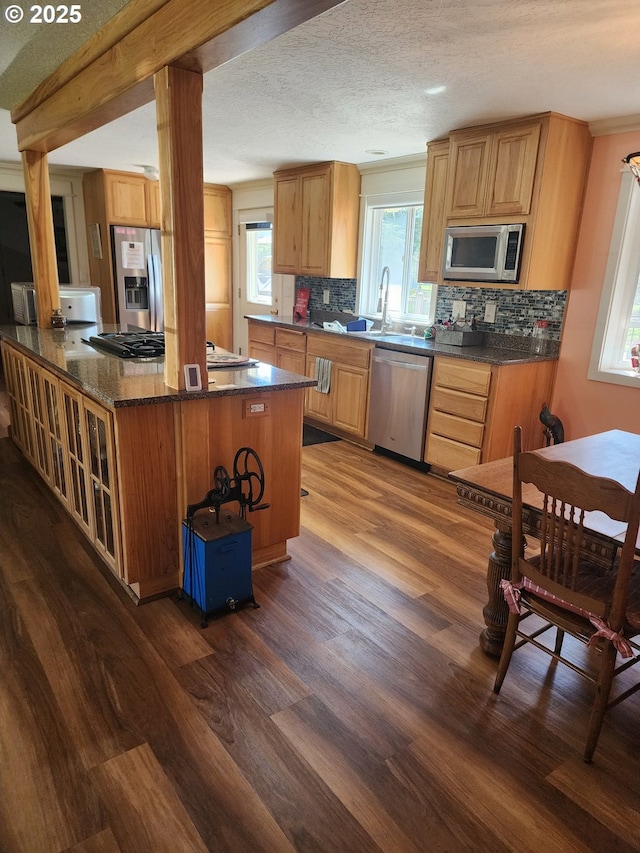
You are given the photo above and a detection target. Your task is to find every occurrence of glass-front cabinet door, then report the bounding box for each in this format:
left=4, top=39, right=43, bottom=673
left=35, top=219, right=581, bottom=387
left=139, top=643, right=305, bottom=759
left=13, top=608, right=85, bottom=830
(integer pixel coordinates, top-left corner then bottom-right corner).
left=42, top=373, right=69, bottom=505
left=84, top=399, right=122, bottom=574
left=3, top=347, right=35, bottom=460
left=60, top=382, right=92, bottom=537
left=25, top=361, right=51, bottom=483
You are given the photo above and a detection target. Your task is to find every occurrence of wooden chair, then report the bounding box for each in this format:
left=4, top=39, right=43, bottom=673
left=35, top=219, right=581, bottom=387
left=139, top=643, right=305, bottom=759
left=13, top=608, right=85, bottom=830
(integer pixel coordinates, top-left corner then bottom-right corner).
left=493, top=426, right=640, bottom=762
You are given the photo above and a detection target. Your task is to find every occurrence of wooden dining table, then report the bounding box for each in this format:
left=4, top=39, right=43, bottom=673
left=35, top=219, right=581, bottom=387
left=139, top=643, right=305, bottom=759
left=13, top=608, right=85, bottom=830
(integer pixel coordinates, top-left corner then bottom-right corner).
left=450, top=429, right=640, bottom=657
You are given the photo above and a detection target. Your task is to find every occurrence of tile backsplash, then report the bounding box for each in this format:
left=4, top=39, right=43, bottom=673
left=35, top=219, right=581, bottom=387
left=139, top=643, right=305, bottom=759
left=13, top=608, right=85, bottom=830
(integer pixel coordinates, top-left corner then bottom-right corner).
left=295, top=276, right=357, bottom=314
left=435, top=285, right=568, bottom=340
left=295, top=277, right=568, bottom=341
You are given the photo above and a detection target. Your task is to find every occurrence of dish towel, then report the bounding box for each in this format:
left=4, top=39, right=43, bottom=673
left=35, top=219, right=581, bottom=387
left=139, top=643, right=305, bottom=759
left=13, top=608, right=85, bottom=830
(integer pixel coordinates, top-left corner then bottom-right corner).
left=315, top=357, right=332, bottom=393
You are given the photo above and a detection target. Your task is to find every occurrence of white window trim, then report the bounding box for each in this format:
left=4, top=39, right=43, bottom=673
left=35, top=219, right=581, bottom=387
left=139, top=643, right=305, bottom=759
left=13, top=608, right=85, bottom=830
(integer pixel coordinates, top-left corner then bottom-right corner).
left=588, top=170, right=640, bottom=388
left=358, top=188, right=433, bottom=323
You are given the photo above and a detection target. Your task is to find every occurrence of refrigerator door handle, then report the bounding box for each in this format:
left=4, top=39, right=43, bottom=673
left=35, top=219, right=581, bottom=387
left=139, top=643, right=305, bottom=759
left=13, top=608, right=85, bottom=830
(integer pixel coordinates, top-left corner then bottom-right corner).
left=150, top=254, right=163, bottom=332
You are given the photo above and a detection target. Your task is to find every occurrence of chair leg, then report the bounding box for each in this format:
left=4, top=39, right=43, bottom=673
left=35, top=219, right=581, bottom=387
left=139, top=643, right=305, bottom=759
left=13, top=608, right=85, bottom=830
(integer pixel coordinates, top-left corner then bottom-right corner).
left=494, top=611, right=520, bottom=693
left=583, top=642, right=618, bottom=763
left=554, top=628, right=565, bottom=656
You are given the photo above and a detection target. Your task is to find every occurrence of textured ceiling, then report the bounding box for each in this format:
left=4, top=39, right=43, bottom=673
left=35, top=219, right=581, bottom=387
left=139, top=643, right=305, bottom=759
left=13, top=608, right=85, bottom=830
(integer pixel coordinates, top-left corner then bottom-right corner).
left=1, top=0, right=639, bottom=184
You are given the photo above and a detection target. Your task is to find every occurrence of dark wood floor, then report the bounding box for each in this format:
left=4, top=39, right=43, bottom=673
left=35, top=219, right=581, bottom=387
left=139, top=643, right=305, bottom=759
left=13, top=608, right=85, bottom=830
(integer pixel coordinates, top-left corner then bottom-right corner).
left=0, top=430, right=638, bottom=852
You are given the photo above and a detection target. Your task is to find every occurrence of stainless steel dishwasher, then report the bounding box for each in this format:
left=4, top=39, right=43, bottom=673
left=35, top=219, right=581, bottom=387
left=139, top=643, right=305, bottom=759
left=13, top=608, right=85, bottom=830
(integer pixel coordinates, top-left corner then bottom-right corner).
left=369, top=347, right=433, bottom=462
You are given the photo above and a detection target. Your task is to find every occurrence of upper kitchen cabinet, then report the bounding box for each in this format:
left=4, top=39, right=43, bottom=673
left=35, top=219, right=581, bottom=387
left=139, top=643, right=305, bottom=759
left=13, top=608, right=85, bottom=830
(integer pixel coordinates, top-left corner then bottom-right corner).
left=84, top=169, right=161, bottom=229
left=273, top=161, right=360, bottom=278
left=447, top=122, right=540, bottom=219
left=419, top=112, right=592, bottom=290
left=418, top=138, right=450, bottom=284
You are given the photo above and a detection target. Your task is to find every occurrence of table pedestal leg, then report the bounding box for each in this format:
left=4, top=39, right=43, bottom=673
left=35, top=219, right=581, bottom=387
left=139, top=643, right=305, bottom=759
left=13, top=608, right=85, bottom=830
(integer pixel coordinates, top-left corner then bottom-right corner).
left=480, top=521, right=512, bottom=657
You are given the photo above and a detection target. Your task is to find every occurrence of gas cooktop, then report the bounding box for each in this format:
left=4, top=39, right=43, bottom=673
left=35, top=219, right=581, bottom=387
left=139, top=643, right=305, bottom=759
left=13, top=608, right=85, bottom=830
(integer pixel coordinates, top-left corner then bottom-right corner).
left=83, top=331, right=165, bottom=358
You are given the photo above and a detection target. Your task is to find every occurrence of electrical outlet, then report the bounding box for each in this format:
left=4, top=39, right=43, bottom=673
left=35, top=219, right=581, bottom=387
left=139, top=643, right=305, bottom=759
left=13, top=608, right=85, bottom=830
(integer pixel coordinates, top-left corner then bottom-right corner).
left=323, top=289, right=330, bottom=304
left=484, top=302, right=497, bottom=323
left=452, top=300, right=466, bottom=319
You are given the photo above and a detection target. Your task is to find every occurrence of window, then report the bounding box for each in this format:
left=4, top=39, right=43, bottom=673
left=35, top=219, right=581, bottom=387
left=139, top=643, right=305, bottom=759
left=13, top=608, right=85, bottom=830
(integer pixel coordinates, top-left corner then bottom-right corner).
left=244, top=221, right=272, bottom=306
left=359, top=191, right=433, bottom=323
left=589, top=171, right=640, bottom=387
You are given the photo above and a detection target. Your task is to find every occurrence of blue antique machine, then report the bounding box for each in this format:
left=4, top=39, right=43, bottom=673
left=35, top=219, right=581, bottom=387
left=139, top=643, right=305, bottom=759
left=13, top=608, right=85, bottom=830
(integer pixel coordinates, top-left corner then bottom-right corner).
left=181, top=448, right=269, bottom=626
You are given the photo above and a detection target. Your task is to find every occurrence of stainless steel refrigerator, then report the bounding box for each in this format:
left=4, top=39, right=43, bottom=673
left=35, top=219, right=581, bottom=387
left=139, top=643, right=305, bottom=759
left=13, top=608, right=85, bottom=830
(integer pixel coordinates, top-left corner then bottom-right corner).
left=111, top=225, right=163, bottom=331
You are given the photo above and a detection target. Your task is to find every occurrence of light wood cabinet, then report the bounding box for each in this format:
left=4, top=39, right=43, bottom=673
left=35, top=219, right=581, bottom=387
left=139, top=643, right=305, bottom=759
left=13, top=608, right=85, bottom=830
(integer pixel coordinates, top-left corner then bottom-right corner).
left=84, top=398, right=121, bottom=573
left=203, top=184, right=233, bottom=350
left=425, top=354, right=556, bottom=472
left=85, top=169, right=160, bottom=229
left=447, top=123, right=540, bottom=219
left=83, top=169, right=159, bottom=323
left=418, top=139, right=450, bottom=283
left=419, top=112, right=592, bottom=289
left=305, top=333, right=372, bottom=439
left=61, top=382, right=92, bottom=538
left=247, top=321, right=307, bottom=373
left=2, top=344, right=122, bottom=574
left=42, top=370, right=70, bottom=504
left=2, top=345, right=35, bottom=463
left=83, top=172, right=231, bottom=340
left=25, top=359, right=51, bottom=481
left=273, top=161, right=360, bottom=278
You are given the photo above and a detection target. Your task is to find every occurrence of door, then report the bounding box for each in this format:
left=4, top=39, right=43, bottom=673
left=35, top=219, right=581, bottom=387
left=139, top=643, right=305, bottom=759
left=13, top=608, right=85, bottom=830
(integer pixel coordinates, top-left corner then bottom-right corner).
left=235, top=209, right=289, bottom=356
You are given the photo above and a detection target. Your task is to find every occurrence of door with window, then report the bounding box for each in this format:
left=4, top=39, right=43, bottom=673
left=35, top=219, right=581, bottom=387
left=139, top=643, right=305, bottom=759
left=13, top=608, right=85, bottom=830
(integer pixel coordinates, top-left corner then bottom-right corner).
left=235, top=210, right=287, bottom=356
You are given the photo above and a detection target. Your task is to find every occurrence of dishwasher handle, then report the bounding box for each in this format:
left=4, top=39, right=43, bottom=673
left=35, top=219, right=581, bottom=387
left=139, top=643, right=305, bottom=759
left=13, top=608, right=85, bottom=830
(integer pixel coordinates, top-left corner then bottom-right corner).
left=372, top=354, right=430, bottom=371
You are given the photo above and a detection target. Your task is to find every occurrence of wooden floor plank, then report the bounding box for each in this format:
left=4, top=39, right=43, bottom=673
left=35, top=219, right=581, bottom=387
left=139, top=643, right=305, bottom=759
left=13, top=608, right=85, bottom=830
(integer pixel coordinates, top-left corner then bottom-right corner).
left=272, top=695, right=423, bottom=853
left=0, top=432, right=637, bottom=852
left=0, top=573, right=105, bottom=852
left=90, top=744, right=208, bottom=853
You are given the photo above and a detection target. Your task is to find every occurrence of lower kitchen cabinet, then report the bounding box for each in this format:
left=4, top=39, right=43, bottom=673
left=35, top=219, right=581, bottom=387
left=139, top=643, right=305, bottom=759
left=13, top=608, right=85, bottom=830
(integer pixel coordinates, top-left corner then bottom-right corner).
left=2, top=344, right=35, bottom=462
left=42, top=371, right=70, bottom=506
left=247, top=321, right=307, bottom=373
left=25, top=359, right=51, bottom=482
left=2, top=335, right=307, bottom=602
left=2, top=344, right=122, bottom=575
left=425, top=355, right=555, bottom=471
left=305, top=333, right=372, bottom=440
left=61, top=382, right=92, bottom=538
left=83, top=397, right=122, bottom=573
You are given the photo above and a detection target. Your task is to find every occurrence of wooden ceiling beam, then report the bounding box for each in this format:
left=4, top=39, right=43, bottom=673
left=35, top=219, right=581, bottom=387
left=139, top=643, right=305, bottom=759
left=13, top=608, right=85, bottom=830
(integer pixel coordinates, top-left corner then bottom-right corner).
left=13, top=0, right=348, bottom=154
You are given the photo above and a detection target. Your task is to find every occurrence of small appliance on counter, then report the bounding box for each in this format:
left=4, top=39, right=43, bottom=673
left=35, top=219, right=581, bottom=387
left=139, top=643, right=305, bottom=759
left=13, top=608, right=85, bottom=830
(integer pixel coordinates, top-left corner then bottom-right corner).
left=11, top=282, right=102, bottom=325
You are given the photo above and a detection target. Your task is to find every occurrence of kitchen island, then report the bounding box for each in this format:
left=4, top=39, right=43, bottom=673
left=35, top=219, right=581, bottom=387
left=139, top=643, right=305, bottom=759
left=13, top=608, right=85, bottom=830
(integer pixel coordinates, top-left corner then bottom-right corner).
left=0, top=324, right=316, bottom=601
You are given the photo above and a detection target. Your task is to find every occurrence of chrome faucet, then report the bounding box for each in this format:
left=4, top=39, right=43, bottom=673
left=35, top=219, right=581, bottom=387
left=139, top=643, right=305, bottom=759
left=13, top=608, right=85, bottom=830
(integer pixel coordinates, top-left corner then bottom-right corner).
left=377, top=266, right=391, bottom=332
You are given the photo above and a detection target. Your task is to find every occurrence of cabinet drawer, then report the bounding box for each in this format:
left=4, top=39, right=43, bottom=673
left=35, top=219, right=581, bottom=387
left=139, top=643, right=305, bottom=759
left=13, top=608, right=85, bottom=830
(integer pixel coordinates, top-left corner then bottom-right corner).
left=429, top=411, right=484, bottom=447
left=430, top=386, right=488, bottom=422
left=307, top=334, right=371, bottom=369
left=248, top=323, right=275, bottom=345
left=434, top=358, right=491, bottom=395
left=425, top=433, right=482, bottom=470
left=275, top=328, right=306, bottom=352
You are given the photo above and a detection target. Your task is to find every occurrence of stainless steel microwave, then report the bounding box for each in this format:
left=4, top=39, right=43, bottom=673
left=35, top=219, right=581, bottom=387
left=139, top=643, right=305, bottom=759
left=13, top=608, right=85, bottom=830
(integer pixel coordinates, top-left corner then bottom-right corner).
left=442, top=223, right=525, bottom=283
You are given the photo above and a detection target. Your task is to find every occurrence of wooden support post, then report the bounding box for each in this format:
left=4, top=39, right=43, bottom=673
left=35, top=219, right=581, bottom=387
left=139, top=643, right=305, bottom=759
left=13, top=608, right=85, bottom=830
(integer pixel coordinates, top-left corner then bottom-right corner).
left=154, top=65, right=206, bottom=390
left=22, top=149, right=59, bottom=327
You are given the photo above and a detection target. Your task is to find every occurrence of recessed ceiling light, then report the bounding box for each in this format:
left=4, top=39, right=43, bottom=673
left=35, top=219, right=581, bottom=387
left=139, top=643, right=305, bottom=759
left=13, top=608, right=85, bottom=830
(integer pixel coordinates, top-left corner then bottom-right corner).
left=425, top=85, right=446, bottom=96
left=365, top=149, right=389, bottom=156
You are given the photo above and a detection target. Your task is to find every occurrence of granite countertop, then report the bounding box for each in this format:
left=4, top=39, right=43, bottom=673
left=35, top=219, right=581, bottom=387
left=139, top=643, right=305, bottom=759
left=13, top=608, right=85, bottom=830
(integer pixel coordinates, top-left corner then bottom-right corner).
left=0, top=324, right=316, bottom=408
left=246, top=314, right=559, bottom=366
